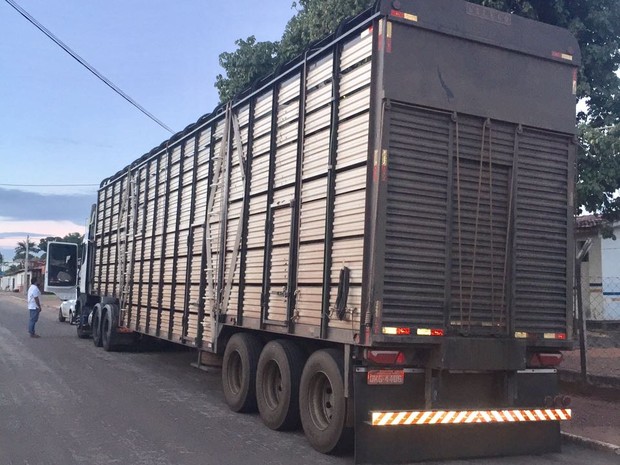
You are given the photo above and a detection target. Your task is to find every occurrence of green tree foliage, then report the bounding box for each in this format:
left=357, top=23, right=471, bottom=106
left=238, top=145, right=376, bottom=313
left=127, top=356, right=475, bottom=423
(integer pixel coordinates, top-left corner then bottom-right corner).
left=38, top=236, right=62, bottom=258
left=13, top=239, right=40, bottom=262
left=278, top=0, right=374, bottom=63
left=215, top=0, right=371, bottom=102
left=215, top=37, right=279, bottom=103
left=0, top=251, right=3, bottom=264
left=577, top=123, right=620, bottom=222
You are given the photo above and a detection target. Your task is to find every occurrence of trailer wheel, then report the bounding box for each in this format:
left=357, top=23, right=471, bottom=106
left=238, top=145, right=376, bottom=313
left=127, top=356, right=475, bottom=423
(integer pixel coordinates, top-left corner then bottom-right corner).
left=58, top=307, right=66, bottom=323
left=256, top=340, right=305, bottom=430
left=222, top=332, right=263, bottom=413
left=300, top=349, right=352, bottom=454
left=101, top=306, right=116, bottom=352
left=92, top=304, right=103, bottom=347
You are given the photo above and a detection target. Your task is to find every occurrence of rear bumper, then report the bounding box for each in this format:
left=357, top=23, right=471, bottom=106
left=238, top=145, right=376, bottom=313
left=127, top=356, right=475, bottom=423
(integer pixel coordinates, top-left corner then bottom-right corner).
left=353, top=367, right=566, bottom=463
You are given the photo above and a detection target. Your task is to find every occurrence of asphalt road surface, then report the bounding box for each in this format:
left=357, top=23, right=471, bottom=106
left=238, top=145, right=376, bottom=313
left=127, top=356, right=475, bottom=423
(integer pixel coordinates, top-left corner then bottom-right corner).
left=0, top=294, right=618, bottom=465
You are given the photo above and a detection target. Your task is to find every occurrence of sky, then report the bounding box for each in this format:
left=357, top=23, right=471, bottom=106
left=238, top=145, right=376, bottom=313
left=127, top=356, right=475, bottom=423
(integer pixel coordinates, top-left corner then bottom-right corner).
left=0, top=0, right=294, bottom=262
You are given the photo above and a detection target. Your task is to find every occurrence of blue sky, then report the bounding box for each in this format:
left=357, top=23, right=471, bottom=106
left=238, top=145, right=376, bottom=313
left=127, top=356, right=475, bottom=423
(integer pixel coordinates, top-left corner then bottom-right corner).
left=0, top=0, right=293, bottom=262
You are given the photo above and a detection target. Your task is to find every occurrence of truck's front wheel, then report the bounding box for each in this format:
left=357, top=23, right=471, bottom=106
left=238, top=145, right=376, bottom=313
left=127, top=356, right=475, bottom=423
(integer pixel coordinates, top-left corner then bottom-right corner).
left=299, top=349, right=352, bottom=454
left=222, top=333, right=263, bottom=413
left=92, top=304, right=103, bottom=347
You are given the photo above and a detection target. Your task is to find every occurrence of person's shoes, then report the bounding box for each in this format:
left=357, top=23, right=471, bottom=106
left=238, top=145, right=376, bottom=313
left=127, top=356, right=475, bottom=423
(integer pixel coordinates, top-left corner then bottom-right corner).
left=29, top=333, right=40, bottom=338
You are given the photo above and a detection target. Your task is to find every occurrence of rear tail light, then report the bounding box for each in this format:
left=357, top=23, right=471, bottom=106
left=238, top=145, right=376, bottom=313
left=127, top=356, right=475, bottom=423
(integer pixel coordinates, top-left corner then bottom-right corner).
left=364, top=350, right=406, bottom=365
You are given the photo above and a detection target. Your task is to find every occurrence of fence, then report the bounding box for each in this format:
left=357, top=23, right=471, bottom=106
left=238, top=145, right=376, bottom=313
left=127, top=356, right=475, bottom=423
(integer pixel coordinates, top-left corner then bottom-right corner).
left=581, top=276, right=620, bottom=321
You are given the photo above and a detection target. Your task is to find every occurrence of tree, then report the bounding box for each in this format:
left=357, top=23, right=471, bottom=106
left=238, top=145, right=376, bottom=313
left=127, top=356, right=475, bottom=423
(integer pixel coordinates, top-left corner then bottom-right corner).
left=0, top=251, right=3, bottom=264
left=13, top=239, right=40, bottom=263
left=38, top=236, right=62, bottom=259
left=278, top=0, right=373, bottom=63
left=215, top=0, right=372, bottom=102
left=215, top=37, right=279, bottom=103
left=39, top=233, right=84, bottom=261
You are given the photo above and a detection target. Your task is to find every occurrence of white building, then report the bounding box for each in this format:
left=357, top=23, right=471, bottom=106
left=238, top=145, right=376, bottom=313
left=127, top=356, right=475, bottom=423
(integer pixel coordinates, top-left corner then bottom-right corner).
left=576, top=216, right=620, bottom=321
left=0, top=270, right=28, bottom=293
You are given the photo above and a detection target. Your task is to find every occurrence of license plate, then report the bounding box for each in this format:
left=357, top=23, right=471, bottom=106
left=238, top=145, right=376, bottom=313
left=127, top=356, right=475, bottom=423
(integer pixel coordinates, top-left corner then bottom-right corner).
left=367, top=369, right=405, bottom=385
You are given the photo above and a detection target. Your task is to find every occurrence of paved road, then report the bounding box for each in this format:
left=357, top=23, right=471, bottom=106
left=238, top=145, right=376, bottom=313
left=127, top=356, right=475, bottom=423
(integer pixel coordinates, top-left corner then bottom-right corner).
left=0, top=294, right=618, bottom=465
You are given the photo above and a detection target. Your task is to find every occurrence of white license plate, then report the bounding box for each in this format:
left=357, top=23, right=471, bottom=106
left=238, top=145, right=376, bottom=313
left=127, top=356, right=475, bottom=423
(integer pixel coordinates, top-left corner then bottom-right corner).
left=367, top=369, right=405, bottom=385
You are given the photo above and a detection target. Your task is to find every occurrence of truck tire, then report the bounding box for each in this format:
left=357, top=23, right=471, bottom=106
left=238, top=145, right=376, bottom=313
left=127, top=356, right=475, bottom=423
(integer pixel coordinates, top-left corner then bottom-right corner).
left=92, top=304, right=103, bottom=347
left=299, top=349, right=352, bottom=454
left=222, top=332, right=263, bottom=413
left=58, top=307, right=66, bottom=323
left=76, top=322, right=90, bottom=339
left=101, top=305, right=116, bottom=352
left=256, top=340, right=305, bottom=431
left=76, top=304, right=91, bottom=339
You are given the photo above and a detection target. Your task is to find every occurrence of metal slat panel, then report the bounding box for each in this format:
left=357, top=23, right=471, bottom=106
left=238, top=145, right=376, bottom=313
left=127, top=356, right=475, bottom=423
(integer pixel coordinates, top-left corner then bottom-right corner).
left=307, top=55, right=333, bottom=89
left=337, top=112, right=370, bottom=168
left=279, top=74, right=301, bottom=104
left=333, top=189, right=366, bottom=238
left=339, top=86, right=370, bottom=120
left=304, top=104, right=331, bottom=135
left=340, top=33, right=372, bottom=71
left=302, top=129, right=330, bottom=179
left=299, top=198, right=327, bottom=243
left=273, top=142, right=298, bottom=187
left=514, top=129, right=570, bottom=333
left=340, top=61, right=372, bottom=96
left=306, top=84, right=333, bottom=114
left=383, top=107, right=450, bottom=327
left=298, top=242, right=325, bottom=283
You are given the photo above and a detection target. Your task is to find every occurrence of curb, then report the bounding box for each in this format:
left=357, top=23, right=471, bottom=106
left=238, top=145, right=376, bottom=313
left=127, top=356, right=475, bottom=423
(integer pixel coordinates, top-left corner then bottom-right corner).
left=562, top=432, right=620, bottom=455
left=559, top=369, right=620, bottom=393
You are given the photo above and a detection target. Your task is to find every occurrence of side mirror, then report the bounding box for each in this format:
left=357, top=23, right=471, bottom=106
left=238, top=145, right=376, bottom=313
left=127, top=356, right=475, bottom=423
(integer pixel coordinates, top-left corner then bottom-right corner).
left=45, top=242, right=78, bottom=300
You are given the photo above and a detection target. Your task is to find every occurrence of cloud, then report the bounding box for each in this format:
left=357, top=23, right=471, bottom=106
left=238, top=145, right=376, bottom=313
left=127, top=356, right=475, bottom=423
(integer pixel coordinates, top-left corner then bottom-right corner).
left=0, top=188, right=95, bottom=223
left=0, top=220, right=85, bottom=262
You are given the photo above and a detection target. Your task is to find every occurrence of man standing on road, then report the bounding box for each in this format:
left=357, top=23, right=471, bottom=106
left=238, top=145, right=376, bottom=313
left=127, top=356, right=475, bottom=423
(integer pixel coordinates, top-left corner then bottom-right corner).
left=28, top=277, right=42, bottom=338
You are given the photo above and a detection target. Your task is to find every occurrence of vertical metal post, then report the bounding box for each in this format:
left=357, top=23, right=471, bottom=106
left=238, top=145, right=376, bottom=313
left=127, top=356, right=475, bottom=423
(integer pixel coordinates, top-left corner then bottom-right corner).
left=261, top=85, right=281, bottom=325
left=146, top=156, right=162, bottom=334
left=24, top=235, right=29, bottom=295
left=321, top=44, right=343, bottom=339
left=136, top=162, right=152, bottom=330
left=287, top=57, right=308, bottom=329
left=182, top=132, right=200, bottom=341
left=575, top=239, right=591, bottom=387
left=169, top=143, right=186, bottom=340
left=157, top=146, right=173, bottom=337
left=196, top=126, right=217, bottom=347
left=237, top=100, right=256, bottom=326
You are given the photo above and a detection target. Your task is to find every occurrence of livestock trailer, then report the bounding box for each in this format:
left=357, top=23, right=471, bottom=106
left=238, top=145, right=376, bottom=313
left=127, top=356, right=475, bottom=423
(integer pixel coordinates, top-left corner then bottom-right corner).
left=47, top=0, right=580, bottom=462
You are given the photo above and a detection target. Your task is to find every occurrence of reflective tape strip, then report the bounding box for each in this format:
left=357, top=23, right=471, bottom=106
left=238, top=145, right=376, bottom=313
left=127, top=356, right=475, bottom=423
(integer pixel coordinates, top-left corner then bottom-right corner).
left=370, top=409, right=571, bottom=426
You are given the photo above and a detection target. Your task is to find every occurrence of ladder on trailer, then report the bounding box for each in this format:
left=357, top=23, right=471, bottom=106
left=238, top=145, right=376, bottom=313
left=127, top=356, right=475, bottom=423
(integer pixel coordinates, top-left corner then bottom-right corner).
left=116, top=169, right=137, bottom=325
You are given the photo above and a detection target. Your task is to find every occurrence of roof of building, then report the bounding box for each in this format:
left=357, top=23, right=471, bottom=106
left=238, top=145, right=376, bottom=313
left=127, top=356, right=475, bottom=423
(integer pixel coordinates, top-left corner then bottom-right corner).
left=575, top=214, right=604, bottom=230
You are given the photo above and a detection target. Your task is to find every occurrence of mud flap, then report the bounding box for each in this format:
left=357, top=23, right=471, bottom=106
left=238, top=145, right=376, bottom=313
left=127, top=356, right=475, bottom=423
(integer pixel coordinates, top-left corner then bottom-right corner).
left=353, top=368, right=562, bottom=464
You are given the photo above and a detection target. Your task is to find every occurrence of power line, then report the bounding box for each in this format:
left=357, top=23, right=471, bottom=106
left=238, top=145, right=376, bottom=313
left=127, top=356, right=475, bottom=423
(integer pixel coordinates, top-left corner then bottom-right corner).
left=0, top=183, right=99, bottom=187
left=4, top=0, right=175, bottom=135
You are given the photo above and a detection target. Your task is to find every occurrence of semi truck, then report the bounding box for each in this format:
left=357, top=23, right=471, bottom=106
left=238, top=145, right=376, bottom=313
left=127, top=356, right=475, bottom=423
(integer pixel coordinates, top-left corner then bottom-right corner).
left=46, top=0, right=580, bottom=462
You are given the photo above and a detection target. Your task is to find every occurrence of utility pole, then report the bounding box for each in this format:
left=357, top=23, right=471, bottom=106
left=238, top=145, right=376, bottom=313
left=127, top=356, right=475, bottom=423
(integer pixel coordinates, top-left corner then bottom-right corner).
left=25, top=235, right=29, bottom=295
